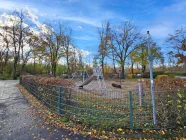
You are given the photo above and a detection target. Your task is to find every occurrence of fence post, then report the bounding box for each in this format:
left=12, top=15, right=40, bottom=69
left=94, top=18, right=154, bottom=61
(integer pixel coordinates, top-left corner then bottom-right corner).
left=58, top=87, right=62, bottom=114
left=129, top=91, right=133, bottom=129
left=20, top=76, right=22, bottom=85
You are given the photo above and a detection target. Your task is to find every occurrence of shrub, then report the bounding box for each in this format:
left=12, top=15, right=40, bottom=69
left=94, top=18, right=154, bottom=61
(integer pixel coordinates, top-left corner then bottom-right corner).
left=164, top=72, right=186, bottom=78
left=128, top=74, right=134, bottom=78
left=156, top=75, right=169, bottom=82
left=156, top=90, right=186, bottom=128
left=145, top=78, right=186, bottom=90
left=21, top=75, right=75, bottom=87
left=143, top=71, right=165, bottom=78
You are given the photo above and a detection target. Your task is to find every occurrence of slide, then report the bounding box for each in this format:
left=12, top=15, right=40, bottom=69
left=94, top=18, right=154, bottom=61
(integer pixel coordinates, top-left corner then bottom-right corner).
left=79, top=75, right=96, bottom=88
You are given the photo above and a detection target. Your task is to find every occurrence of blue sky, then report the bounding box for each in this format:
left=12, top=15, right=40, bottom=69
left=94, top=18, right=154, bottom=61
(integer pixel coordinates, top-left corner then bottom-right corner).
left=0, top=0, right=186, bottom=62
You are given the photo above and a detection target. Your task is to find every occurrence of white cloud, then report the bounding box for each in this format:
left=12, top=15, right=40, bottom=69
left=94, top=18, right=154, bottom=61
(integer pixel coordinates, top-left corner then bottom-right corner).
left=25, top=5, right=41, bottom=27
left=79, top=49, right=90, bottom=57
left=0, top=12, right=30, bottom=28
left=25, top=6, right=54, bottom=35
left=73, top=35, right=95, bottom=41
left=140, top=0, right=186, bottom=42
left=163, top=1, right=186, bottom=13
left=68, top=45, right=90, bottom=57
left=0, top=0, right=19, bottom=10
left=61, top=16, right=101, bottom=27
left=77, top=26, right=82, bottom=30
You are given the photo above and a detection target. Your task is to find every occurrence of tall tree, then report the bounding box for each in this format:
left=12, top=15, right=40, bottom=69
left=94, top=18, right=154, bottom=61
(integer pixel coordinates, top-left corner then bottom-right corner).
left=0, top=26, right=11, bottom=77
left=130, top=42, right=163, bottom=77
left=98, top=22, right=111, bottom=74
left=20, top=34, right=40, bottom=73
left=63, top=29, right=73, bottom=76
left=111, top=21, right=140, bottom=78
left=8, top=11, right=30, bottom=79
left=40, top=24, right=73, bottom=77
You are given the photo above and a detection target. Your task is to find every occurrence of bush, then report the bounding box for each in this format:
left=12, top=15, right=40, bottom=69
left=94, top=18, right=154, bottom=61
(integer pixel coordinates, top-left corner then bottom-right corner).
left=0, top=72, right=13, bottom=80
left=156, top=90, right=186, bottom=128
left=128, top=74, right=134, bottom=78
left=165, top=72, right=186, bottom=78
left=21, top=75, right=75, bottom=87
left=143, top=71, right=165, bottom=78
left=156, top=75, right=169, bottom=82
left=145, top=78, right=186, bottom=90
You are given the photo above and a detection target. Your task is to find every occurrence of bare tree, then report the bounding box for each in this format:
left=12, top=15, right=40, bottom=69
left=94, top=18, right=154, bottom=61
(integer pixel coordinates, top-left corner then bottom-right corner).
left=63, top=29, right=73, bottom=76
left=20, top=34, right=40, bottom=72
left=166, top=26, right=186, bottom=71
left=77, top=50, right=84, bottom=69
left=0, top=26, right=11, bottom=76
left=40, top=23, right=73, bottom=77
left=111, top=21, right=140, bottom=78
left=6, top=10, right=31, bottom=79
left=98, top=22, right=111, bottom=74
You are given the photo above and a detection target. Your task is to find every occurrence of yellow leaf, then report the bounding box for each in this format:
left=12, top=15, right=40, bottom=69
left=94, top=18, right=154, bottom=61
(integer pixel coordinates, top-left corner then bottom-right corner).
left=87, top=132, right=91, bottom=135
left=103, top=135, right=108, bottom=139
left=121, top=131, right=125, bottom=134
left=161, top=130, right=165, bottom=135
left=117, top=128, right=123, bottom=131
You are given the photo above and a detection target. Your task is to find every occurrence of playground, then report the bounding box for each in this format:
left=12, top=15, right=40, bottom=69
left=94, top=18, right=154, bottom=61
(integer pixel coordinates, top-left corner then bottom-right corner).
left=18, top=66, right=186, bottom=138
left=72, top=67, right=139, bottom=91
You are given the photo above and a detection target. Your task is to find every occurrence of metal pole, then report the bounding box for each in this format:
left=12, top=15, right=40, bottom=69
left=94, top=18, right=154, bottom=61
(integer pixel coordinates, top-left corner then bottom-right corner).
left=129, top=91, right=133, bottom=129
left=58, top=87, right=62, bottom=114
left=138, top=79, right=142, bottom=106
left=147, top=31, right=156, bottom=126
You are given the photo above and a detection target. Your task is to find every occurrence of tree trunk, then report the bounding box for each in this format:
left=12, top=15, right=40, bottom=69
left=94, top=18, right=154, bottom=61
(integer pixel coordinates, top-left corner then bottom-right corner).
left=21, top=63, right=26, bottom=73
left=47, top=63, right=50, bottom=75
left=34, top=57, right=36, bottom=74
left=13, top=59, right=17, bottom=80
left=53, top=62, right=57, bottom=77
left=141, top=65, right=146, bottom=78
left=101, top=59, right=104, bottom=74
left=52, top=62, right=55, bottom=76
left=120, top=60, right=125, bottom=79
left=131, top=62, right=134, bottom=74
left=113, top=65, right=116, bottom=73
left=67, top=56, right=70, bottom=77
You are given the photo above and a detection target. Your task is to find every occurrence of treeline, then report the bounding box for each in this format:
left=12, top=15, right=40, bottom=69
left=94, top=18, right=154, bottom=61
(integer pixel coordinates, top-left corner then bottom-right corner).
left=0, top=10, right=88, bottom=79
left=94, top=22, right=186, bottom=78
left=0, top=9, right=185, bottom=80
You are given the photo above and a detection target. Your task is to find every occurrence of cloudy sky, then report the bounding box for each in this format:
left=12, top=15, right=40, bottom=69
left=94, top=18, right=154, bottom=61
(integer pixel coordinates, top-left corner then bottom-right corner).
left=0, top=0, right=186, bottom=59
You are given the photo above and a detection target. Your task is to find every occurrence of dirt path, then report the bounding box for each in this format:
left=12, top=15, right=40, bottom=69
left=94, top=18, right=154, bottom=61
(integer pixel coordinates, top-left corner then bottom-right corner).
left=0, top=80, right=89, bottom=140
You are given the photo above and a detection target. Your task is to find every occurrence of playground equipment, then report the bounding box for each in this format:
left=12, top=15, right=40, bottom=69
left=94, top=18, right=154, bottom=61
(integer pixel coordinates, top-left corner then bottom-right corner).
left=112, top=83, right=121, bottom=88
left=78, top=67, right=106, bottom=91
left=72, top=70, right=89, bottom=82
left=136, top=79, right=145, bottom=106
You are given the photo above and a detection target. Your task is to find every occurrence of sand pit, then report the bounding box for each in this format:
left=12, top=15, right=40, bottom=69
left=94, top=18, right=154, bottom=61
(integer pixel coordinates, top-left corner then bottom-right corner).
left=75, top=79, right=139, bottom=91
